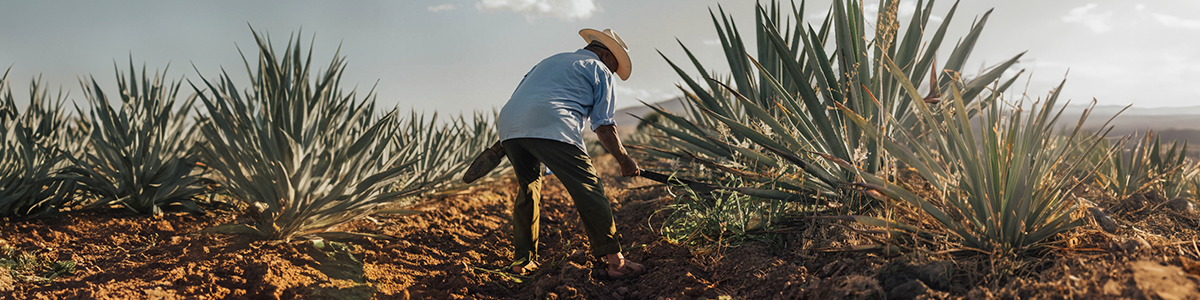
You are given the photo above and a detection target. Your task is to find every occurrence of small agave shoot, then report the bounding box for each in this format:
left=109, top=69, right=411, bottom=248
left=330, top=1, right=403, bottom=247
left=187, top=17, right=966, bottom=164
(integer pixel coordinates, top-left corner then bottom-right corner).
left=840, top=61, right=1123, bottom=253
left=0, top=71, right=82, bottom=217
left=194, top=31, right=471, bottom=241
left=1089, top=131, right=1192, bottom=200
left=64, top=63, right=213, bottom=215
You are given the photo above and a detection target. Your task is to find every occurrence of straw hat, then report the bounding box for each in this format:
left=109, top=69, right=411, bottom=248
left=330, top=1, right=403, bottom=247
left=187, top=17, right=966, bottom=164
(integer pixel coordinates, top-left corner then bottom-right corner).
left=579, top=28, right=631, bottom=80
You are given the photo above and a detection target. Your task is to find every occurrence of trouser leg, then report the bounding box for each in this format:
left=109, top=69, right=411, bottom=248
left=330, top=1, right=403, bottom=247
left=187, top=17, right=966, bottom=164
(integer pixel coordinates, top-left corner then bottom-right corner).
left=523, top=139, right=623, bottom=258
left=503, top=139, right=543, bottom=263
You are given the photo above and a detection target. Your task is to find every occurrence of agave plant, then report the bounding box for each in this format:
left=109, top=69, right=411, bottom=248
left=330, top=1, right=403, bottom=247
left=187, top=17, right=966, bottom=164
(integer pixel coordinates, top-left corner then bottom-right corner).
left=632, top=0, right=1024, bottom=211
left=0, top=71, right=83, bottom=217
left=1087, top=131, right=1191, bottom=199
left=194, top=31, right=479, bottom=241
left=840, top=61, right=1122, bottom=252
left=388, top=110, right=506, bottom=202
left=61, top=63, right=213, bottom=215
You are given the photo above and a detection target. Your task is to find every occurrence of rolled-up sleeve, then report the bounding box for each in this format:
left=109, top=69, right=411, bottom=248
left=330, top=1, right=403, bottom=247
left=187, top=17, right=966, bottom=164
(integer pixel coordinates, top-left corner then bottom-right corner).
left=588, top=62, right=616, bottom=131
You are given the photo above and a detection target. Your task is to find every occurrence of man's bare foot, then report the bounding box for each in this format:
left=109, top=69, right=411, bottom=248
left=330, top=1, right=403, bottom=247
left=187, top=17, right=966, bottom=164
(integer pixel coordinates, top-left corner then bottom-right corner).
left=511, top=261, right=538, bottom=275
left=604, top=253, right=646, bottom=279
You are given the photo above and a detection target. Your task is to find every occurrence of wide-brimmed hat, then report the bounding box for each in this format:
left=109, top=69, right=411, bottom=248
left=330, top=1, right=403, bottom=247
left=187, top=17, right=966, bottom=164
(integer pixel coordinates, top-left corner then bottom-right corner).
left=579, top=28, right=631, bottom=80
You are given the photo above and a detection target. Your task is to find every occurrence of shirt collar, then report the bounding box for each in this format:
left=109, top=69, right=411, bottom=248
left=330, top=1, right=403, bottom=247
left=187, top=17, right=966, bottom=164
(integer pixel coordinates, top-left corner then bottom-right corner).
left=575, top=48, right=599, bottom=60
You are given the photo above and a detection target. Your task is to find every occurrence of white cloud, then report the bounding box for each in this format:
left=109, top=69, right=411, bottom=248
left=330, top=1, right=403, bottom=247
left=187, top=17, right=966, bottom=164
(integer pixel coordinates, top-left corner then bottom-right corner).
left=476, top=0, right=597, bottom=22
left=615, top=86, right=675, bottom=102
left=702, top=38, right=720, bottom=46
left=1152, top=13, right=1200, bottom=29
left=428, top=4, right=459, bottom=12
left=1135, top=4, right=1146, bottom=11
left=1062, top=3, right=1114, bottom=33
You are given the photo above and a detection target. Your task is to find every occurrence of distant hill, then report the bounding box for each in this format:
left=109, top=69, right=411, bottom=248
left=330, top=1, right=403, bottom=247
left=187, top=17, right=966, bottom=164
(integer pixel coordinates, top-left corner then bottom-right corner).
left=615, top=99, right=1200, bottom=149
left=614, top=97, right=688, bottom=130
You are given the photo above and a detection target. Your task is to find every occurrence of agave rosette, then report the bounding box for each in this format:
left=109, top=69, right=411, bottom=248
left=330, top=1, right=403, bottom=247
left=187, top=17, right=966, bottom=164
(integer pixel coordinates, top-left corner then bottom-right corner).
left=839, top=56, right=1121, bottom=252
left=0, top=71, right=83, bottom=217
left=63, top=63, right=213, bottom=215
left=193, top=31, right=418, bottom=241
left=633, top=0, right=1024, bottom=212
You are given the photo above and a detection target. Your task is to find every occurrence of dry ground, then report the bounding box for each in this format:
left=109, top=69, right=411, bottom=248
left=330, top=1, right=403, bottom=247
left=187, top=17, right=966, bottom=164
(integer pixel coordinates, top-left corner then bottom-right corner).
left=2, top=155, right=1200, bottom=299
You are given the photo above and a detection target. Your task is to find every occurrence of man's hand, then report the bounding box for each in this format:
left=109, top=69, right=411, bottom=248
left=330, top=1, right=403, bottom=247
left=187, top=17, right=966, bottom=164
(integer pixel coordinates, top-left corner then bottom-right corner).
left=595, top=124, right=640, bottom=177
left=617, top=155, right=640, bottom=177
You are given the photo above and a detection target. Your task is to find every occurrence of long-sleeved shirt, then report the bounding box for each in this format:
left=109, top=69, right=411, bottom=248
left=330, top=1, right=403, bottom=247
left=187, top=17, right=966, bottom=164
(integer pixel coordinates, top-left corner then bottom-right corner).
left=497, top=49, right=617, bottom=151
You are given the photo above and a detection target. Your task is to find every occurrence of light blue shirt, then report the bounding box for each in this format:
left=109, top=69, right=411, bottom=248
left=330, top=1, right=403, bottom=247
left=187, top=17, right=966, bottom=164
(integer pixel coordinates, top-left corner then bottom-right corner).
left=498, top=49, right=617, bottom=151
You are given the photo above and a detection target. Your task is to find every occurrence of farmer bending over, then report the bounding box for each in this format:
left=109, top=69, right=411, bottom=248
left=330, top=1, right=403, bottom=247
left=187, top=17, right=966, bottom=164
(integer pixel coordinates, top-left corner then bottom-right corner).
left=466, top=28, right=646, bottom=279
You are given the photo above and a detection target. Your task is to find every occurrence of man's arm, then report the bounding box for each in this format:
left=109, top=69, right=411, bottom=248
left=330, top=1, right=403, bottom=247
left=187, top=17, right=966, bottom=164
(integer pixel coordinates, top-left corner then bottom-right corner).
left=595, top=124, right=639, bottom=177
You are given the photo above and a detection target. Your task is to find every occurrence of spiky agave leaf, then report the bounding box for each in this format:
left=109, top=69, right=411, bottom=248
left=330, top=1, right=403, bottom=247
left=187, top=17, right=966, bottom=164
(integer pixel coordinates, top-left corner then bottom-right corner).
left=62, top=62, right=213, bottom=215
left=0, top=71, right=82, bottom=217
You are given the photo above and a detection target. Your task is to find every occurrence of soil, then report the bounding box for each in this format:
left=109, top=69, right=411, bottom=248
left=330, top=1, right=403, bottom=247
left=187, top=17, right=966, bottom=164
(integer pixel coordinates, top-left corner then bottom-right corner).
left=2, top=155, right=1200, bottom=299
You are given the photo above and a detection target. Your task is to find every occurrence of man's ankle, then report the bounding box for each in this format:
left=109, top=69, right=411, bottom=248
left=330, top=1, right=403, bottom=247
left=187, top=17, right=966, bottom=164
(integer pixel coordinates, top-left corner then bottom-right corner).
left=604, top=253, right=624, bottom=265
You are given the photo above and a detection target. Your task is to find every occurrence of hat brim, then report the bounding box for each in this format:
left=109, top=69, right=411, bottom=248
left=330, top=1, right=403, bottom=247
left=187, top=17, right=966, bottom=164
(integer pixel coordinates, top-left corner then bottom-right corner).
left=579, top=29, right=631, bottom=81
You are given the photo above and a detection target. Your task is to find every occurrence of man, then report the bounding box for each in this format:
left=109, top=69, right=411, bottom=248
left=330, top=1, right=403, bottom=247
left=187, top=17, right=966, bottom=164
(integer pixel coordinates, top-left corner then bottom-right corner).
left=466, top=28, right=646, bottom=279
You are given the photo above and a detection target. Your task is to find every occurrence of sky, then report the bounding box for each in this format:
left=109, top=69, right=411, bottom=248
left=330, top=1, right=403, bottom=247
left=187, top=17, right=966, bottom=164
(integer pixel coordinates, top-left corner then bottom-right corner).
left=2, top=0, right=1199, bottom=115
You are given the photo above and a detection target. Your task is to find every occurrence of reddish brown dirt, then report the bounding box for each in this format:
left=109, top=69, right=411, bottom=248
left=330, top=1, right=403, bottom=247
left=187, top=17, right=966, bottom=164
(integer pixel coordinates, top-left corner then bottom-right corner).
left=2, top=155, right=1200, bottom=299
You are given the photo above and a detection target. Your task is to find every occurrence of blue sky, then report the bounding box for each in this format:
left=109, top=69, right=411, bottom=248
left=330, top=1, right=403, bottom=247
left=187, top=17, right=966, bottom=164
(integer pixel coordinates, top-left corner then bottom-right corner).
left=2, top=0, right=1199, bottom=115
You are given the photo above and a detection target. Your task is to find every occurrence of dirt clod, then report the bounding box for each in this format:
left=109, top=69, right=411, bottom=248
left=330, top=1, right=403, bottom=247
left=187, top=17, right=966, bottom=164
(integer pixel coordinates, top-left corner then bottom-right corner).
left=803, top=275, right=886, bottom=300
left=888, top=279, right=930, bottom=300
left=1165, top=197, right=1195, bottom=213
left=0, top=269, right=13, bottom=292
left=1120, top=236, right=1152, bottom=254
left=1115, top=194, right=1150, bottom=215
left=1089, top=207, right=1120, bottom=233
left=1131, top=260, right=1200, bottom=300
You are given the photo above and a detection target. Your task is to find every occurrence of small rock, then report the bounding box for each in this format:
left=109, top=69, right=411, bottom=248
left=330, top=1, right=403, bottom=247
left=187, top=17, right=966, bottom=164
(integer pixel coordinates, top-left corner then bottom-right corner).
left=617, top=286, right=630, bottom=295
left=1089, top=207, right=1120, bottom=233
left=1164, top=198, right=1195, bottom=213
left=889, top=280, right=930, bottom=300
left=155, top=220, right=175, bottom=232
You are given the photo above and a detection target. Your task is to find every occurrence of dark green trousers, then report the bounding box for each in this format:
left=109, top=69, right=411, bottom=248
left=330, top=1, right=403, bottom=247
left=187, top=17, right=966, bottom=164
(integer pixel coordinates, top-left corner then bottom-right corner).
left=502, top=138, right=621, bottom=263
